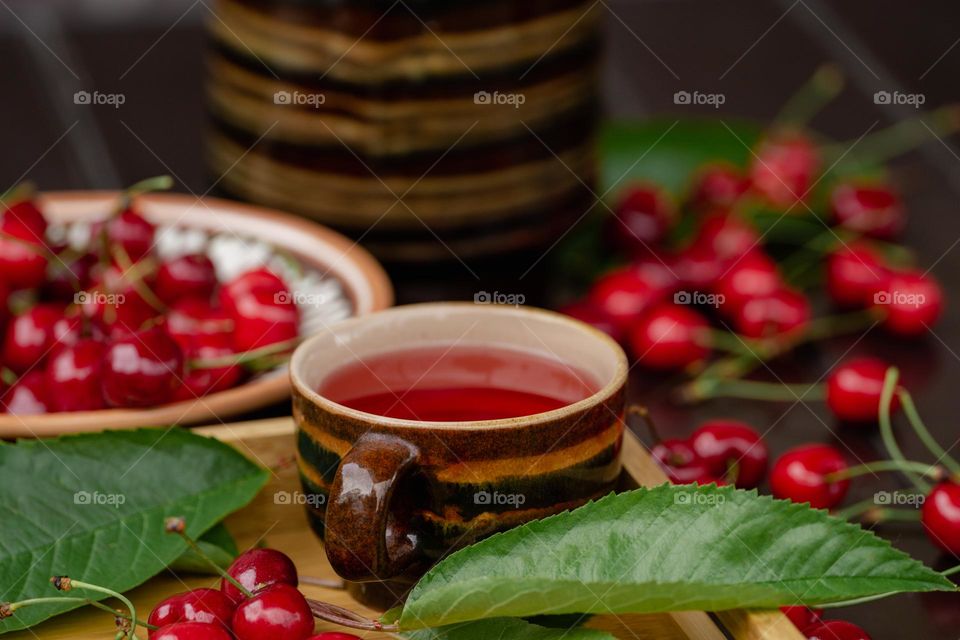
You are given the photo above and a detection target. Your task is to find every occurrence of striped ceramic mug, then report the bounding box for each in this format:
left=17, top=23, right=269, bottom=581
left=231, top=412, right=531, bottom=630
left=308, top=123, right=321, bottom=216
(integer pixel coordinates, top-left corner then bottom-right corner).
left=290, top=303, right=627, bottom=600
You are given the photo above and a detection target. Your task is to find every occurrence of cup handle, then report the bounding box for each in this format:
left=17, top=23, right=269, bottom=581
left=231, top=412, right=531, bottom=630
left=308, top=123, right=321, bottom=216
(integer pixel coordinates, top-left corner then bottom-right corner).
left=324, top=432, right=423, bottom=582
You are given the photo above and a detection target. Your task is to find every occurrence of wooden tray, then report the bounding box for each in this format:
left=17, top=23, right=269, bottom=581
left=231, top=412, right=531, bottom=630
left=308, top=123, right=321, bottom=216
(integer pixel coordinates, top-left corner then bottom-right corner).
left=8, top=419, right=803, bottom=639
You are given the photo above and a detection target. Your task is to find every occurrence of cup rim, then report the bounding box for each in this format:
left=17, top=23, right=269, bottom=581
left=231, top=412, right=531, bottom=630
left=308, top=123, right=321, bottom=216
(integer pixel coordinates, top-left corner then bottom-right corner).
left=290, top=302, right=628, bottom=430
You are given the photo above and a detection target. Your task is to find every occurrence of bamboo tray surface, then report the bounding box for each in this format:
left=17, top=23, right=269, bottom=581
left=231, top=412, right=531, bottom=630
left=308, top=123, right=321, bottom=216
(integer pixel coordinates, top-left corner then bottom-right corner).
left=7, top=419, right=802, bottom=639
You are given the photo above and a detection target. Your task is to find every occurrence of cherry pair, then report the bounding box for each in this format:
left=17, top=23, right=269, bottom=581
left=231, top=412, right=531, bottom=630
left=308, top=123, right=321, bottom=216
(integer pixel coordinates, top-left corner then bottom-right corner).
left=651, top=419, right=767, bottom=489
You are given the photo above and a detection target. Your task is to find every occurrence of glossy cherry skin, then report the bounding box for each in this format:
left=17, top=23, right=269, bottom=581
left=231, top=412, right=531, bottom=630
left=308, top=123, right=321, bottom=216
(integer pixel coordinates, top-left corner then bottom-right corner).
left=167, top=299, right=234, bottom=346
left=219, top=268, right=299, bottom=353
left=734, top=288, right=811, bottom=338
left=151, top=622, right=233, bottom=640
left=689, top=420, right=767, bottom=488
left=876, top=271, right=943, bottom=337
left=307, top=634, right=362, bottom=640
left=713, top=251, right=782, bottom=313
left=780, top=606, right=823, bottom=632
left=692, top=212, right=760, bottom=264
left=749, top=133, right=819, bottom=208
left=0, top=201, right=49, bottom=290
left=156, top=254, right=217, bottom=305
left=770, top=444, right=850, bottom=510
left=826, top=358, right=899, bottom=423
left=173, top=332, right=244, bottom=400
left=101, top=325, right=184, bottom=408
left=231, top=583, right=314, bottom=640
left=82, top=263, right=160, bottom=338
left=45, top=251, right=97, bottom=302
left=804, top=620, right=872, bottom=640
left=589, top=268, right=664, bottom=331
left=148, top=588, right=235, bottom=636
left=96, top=208, right=156, bottom=262
left=628, top=304, right=709, bottom=370
left=606, top=185, right=674, bottom=254
left=1, top=370, right=48, bottom=415
left=631, top=254, right=681, bottom=294
left=673, top=245, right=726, bottom=290
left=221, top=548, right=299, bottom=605
left=921, top=482, right=960, bottom=555
left=651, top=439, right=720, bottom=485
left=43, top=339, right=106, bottom=412
left=825, top=244, right=890, bottom=309
left=831, top=183, right=904, bottom=240
left=2, top=304, right=76, bottom=373
left=558, top=300, right=624, bottom=344
left=691, top=164, right=750, bottom=209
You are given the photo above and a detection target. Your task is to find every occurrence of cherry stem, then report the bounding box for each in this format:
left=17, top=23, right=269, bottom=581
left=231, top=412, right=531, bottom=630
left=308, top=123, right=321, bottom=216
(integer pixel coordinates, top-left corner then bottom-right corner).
left=0, top=181, right=36, bottom=205
left=111, top=246, right=166, bottom=313
left=942, top=565, right=960, bottom=577
left=116, top=175, right=174, bottom=211
left=299, top=576, right=346, bottom=590
left=306, top=598, right=400, bottom=633
left=896, top=388, right=960, bottom=475
left=164, top=517, right=254, bottom=599
left=51, top=577, right=141, bottom=639
left=826, top=104, right=960, bottom=165
left=697, top=329, right=755, bottom=357
left=690, top=378, right=826, bottom=402
left=879, top=367, right=931, bottom=493
left=0, top=368, right=16, bottom=386
left=774, top=63, right=844, bottom=128
left=836, top=499, right=922, bottom=524
left=189, top=337, right=301, bottom=370
left=825, top=460, right=945, bottom=483
left=627, top=404, right=662, bottom=444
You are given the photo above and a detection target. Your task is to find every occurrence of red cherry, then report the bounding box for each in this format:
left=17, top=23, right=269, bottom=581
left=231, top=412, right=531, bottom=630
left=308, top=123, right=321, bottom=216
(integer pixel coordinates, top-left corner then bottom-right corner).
left=691, top=164, right=750, bottom=209
left=713, top=251, right=782, bottom=313
left=689, top=420, right=767, bottom=488
left=45, top=251, right=97, bottom=302
left=651, top=439, right=720, bottom=485
left=96, top=208, right=156, bottom=262
left=0, top=208, right=48, bottom=290
left=693, top=213, right=760, bottom=264
left=1, top=370, right=48, bottom=415
left=43, top=339, right=106, bottom=412
left=770, top=444, right=850, bottom=509
left=221, top=548, right=299, bottom=605
left=831, top=183, right=904, bottom=240
left=629, top=304, right=709, bottom=370
left=148, top=588, right=235, bottom=636
left=219, top=268, right=299, bottom=353
left=558, top=300, right=624, bottom=344
left=231, top=584, right=314, bottom=640
left=151, top=622, right=233, bottom=640
left=734, top=288, right=811, bottom=338
left=2, top=304, right=75, bottom=373
left=589, top=268, right=664, bottom=331
left=606, top=186, right=674, bottom=254
left=173, top=332, right=244, bottom=400
left=804, top=620, right=872, bottom=640
left=780, top=606, right=823, bottom=632
left=825, top=244, right=890, bottom=309
left=826, top=358, right=900, bottom=423
left=101, top=325, right=184, bottom=408
left=749, top=133, right=819, bottom=208
left=5, top=199, right=47, bottom=237
left=876, top=271, right=943, bottom=337
left=631, top=254, right=681, bottom=294
left=167, top=299, right=234, bottom=346
left=82, top=263, right=160, bottom=338
left=921, top=482, right=960, bottom=555
left=156, top=254, right=217, bottom=306
left=307, top=634, right=361, bottom=640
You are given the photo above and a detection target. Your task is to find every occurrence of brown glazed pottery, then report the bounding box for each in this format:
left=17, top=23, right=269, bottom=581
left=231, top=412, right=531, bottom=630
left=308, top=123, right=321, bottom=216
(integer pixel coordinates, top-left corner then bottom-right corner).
left=290, top=303, right=628, bottom=606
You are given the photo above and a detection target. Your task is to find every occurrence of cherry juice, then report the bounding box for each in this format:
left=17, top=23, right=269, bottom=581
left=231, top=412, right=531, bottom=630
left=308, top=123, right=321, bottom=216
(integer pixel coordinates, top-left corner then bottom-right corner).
left=319, top=344, right=598, bottom=421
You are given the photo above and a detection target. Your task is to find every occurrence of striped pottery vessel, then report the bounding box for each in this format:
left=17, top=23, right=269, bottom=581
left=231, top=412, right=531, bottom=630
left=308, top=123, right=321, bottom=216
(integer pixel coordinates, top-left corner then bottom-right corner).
left=206, top=0, right=601, bottom=262
left=290, top=303, right=627, bottom=602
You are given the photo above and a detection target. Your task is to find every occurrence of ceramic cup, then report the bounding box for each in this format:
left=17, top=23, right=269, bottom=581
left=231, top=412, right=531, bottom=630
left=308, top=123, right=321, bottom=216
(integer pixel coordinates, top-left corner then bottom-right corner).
left=290, top=303, right=627, bottom=603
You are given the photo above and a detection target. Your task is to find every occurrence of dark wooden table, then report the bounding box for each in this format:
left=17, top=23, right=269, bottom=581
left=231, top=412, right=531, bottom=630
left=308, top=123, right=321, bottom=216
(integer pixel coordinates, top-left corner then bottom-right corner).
left=1, top=1, right=959, bottom=637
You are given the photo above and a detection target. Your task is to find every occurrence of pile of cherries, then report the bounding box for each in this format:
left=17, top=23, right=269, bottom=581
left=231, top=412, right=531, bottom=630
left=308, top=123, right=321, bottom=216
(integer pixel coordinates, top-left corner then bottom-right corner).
left=147, top=547, right=353, bottom=640
left=0, top=182, right=300, bottom=414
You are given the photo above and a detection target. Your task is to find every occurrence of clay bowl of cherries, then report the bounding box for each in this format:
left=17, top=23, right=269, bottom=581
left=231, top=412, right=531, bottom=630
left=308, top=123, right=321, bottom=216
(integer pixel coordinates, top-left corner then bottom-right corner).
left=0, top=180, right=393, bottom=437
